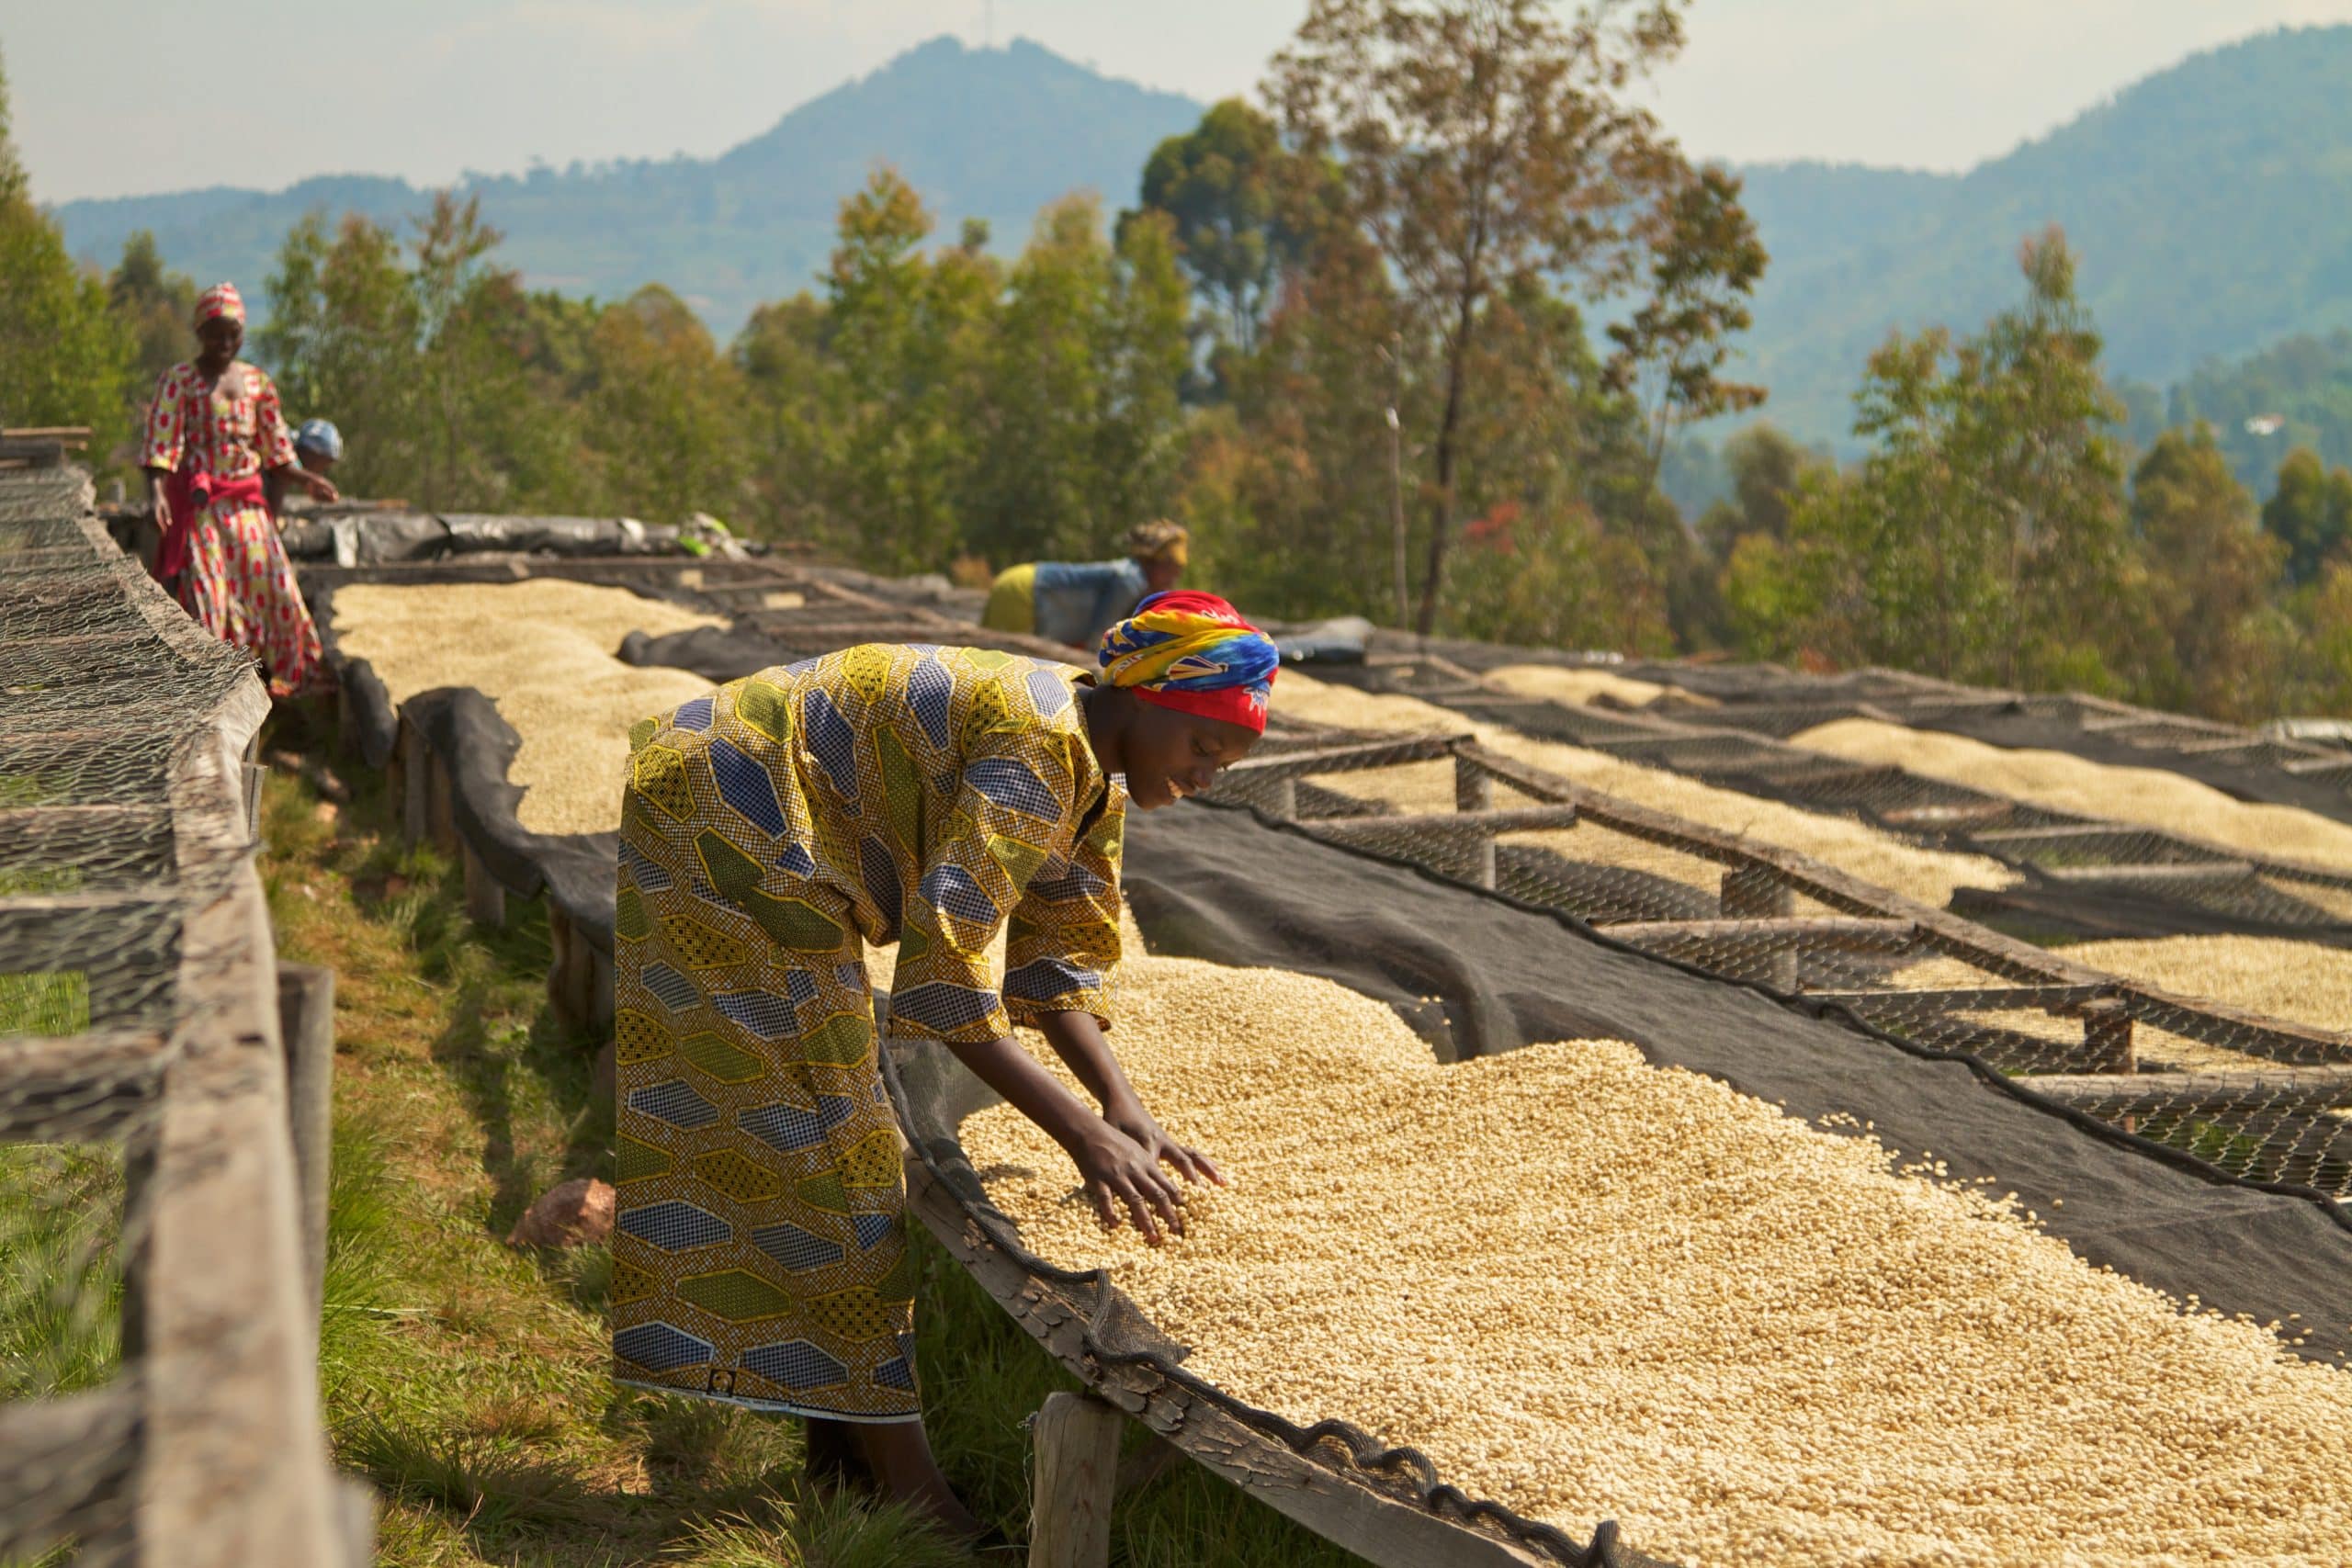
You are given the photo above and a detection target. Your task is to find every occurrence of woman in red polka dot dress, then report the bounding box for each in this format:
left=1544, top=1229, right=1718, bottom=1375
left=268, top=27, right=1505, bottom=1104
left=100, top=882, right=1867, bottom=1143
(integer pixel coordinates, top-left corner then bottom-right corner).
left=139, top=282, right=341, bottom=700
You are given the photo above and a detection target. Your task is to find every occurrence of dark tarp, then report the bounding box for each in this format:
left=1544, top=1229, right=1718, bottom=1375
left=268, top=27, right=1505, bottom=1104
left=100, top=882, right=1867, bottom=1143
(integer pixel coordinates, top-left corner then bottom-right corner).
left=1122, top=798, right=2352, bottom=1367
left=405, top=687, right=619, bottom=953
left=618, top=624, right=786, bottom=683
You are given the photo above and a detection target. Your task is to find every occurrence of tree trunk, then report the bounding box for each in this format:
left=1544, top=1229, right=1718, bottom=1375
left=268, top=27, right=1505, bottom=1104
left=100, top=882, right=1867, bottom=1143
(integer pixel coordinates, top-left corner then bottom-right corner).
left=1414, top=304, right=1478, bottom=639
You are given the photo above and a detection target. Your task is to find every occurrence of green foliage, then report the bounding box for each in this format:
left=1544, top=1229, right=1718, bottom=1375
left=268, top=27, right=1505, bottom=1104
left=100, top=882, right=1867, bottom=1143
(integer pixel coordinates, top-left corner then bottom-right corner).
left=2261, top=445, right=2352, bottom=586
left=1130, top=97, right=1325, bottom=365
left=1734, top=231, right=2135, bottom=690
left=0, top=49, right=132, bottom=451
left=1272, top=0, right=1758, bottom=634
left=2130, top=425, right=2289, bottom=720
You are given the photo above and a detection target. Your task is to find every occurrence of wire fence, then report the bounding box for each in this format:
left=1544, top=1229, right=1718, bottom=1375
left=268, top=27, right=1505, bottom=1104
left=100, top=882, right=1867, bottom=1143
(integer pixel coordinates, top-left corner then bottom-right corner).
left=0, top=456, right=361, bottom=1566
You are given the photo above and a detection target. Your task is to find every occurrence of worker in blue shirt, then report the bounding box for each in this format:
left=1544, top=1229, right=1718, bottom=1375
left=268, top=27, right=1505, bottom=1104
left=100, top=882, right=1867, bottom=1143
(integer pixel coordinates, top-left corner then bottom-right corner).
left=981, top=521, right=1189, bottom=649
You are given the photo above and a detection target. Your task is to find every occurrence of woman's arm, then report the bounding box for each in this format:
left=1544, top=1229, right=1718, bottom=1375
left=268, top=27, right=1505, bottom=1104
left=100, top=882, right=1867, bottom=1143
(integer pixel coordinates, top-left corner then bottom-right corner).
left=1033, top=1009, right=1222, bottom=1188
left=941, top=1031, right=1191, bottom=1241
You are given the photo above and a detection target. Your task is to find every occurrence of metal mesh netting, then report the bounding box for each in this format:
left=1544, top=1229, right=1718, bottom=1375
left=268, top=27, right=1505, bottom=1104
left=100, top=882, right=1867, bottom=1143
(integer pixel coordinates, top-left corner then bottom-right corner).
left=0, top=464, right=277, bottom=1563
left=1208, top=712, right=2352, bottom=1208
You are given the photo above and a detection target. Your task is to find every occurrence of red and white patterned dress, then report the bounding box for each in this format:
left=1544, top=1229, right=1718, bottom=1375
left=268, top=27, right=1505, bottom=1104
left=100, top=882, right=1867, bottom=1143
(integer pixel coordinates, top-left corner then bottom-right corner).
left=140, top=360, right=327, bottom=699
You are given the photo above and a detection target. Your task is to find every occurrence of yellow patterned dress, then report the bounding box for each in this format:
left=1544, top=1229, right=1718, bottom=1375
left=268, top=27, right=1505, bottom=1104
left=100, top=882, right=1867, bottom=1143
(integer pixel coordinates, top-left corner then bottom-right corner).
left=611, top=643, right=1125, bottom=1420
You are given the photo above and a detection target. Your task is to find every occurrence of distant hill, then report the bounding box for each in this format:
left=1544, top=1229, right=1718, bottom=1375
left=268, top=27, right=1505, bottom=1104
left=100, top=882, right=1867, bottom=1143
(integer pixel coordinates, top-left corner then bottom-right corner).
left=50, top=37, right=1204, bottom=334
left=52, top=26, right=2352, bottom=452
left=1735, top=25, right=2352, bottom=445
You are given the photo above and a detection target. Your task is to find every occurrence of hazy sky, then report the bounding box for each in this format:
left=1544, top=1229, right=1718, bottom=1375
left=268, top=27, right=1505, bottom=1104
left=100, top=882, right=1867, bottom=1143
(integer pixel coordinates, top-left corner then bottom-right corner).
left=10, top=1, right=2352, bottom=205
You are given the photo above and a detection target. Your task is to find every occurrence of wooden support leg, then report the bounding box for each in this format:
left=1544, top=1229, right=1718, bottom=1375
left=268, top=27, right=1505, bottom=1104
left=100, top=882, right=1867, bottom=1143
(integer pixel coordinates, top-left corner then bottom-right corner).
left=1454, top=754, right=1493, bottom=812
left=2082, top=998, right=2136, bottom=1076
left=276, top=964, right=334, bottom=1327
left=399, top=720, right=427, bottom=849
left=460, top=840, right=505, bottom=930
left=547, top=904, right=585, bottom=1034
left=1265, top=777, right=1298, bottom=821
left=588, top=941, right=616, bottom=1035
left=424, top=751, right=458, bottom=858
left=1028, top=1391, right=1124, bottom=1568
left=1719, top=866, right=1798, bottom=991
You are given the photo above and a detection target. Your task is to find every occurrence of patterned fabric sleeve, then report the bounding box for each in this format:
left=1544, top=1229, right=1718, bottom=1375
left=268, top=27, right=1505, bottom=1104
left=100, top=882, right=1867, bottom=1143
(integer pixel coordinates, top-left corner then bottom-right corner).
left=1002, top=795, right=1123, bottom=1030
left=251, top=368, right=298, bottom=469
left=885, top=726, right=1086, bottom=1046
left=138, top=365, right=189, bottom=472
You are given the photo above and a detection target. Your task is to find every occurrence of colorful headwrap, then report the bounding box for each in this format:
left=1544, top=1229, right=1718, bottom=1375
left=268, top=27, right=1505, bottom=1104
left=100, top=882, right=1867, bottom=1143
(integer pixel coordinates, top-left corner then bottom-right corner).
left=194, top=282, right=245, bottom=330
left=1098, top=590, right=1278, bottom=733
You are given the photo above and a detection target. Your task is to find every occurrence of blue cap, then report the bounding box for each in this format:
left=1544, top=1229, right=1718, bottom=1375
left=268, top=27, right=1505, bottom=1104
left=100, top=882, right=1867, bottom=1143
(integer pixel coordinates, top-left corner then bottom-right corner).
left=294, top=418, right=344, bottom=460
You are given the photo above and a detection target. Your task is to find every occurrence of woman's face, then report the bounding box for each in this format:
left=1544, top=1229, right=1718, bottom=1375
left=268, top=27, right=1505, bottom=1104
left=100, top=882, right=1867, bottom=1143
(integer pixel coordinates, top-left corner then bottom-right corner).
left=196, top=317, right=243, bottom=366
left=1120, top=702, right=1260, bottom=810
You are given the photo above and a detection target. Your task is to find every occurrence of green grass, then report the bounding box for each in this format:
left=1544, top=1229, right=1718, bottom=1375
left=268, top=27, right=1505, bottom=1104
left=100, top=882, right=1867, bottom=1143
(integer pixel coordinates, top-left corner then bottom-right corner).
left=0, top=1144, right=122, bottom=1402
left=259, top=750, right=1366, bottom=1567
left=0, top=974, right=91, bottom=1036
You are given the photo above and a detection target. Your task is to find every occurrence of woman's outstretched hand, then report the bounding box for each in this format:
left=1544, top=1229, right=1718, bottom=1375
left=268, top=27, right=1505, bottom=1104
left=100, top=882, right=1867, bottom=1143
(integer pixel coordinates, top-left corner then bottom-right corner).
left=1104, top=1102, right=1224, bottom=1190
left=300, top=471, right=340, bottom=503
left=1065, top=1119, right=1192, bottom=1244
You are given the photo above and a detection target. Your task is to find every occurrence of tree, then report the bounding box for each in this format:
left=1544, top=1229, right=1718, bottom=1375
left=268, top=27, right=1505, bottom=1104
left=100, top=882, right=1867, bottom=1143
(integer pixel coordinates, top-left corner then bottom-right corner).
left=1603, top=162, right=1768, bottom=482
left=1737, top=231, right=2136, bottom=691
left=1272, top=0, right=1756, bottom=635
left=108, top=231, right=196, bottom=414
left=2131, top=425, right=2286, bottom=719
left=0, top=49, right=131, bottom=452
left=819, top=169, right=994, bottom=573
left=588, top=285, right=752, bottom=525
left=1128, top=98, right=1322, bottom=361
left=2261, top=446, right=2352, bottom=586
left=1697, top=423, right=1816, bottom=562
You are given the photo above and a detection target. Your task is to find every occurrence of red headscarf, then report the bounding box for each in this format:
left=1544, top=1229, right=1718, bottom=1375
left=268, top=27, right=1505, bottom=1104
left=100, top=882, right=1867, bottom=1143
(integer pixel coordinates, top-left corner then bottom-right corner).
left=1096, top=590, right=1280, bottom=733
left=194, top=282, right=245, bottom=330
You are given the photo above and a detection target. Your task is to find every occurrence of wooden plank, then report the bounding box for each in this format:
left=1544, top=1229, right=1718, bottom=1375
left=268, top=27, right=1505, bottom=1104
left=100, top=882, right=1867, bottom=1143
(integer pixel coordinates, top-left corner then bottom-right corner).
left=2020, top=1066, right=2352, bottom=1115
left=129, top=682, right=347, bottom=1567
left=2037, top=861, right=2256, bottom=886
left=1305, top=806, right=1580, bottom=840
left=0, top=1029, right=167, bottom=1140
left=1226, top=734, right=1466, bottom=781
left=1807, top=984, right=2115, bottom=1014
left=900, top=1156, right=1584, bottom=1568
left=1029, top=1392, right=1124, bottom=1568
left=1597, top=918, right=1917, bottom=953
left=0, top=1384, right=140, bottom=1561
left=1879, top=800, right=2015, bottom=831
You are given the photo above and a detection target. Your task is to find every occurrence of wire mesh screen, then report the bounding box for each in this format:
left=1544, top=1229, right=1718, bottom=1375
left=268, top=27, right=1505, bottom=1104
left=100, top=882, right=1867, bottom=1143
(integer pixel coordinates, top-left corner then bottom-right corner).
left=1214, top=716, right=2352, bottom=1207
left=0, top=464, right=270, bottom=1562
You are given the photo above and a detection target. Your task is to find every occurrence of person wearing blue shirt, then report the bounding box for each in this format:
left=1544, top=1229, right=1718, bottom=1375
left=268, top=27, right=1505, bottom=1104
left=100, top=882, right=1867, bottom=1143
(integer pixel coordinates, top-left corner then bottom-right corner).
left=981, top=521, right=1188, bottom=649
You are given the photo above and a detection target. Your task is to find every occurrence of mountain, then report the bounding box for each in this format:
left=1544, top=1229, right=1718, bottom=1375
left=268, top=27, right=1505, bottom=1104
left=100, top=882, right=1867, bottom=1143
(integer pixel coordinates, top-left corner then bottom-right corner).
left=51, top=26, right=2352, bottom=450
left=50, top=37, right=1204, bottom=333
left=1733, top=26, right=2352, bottom=445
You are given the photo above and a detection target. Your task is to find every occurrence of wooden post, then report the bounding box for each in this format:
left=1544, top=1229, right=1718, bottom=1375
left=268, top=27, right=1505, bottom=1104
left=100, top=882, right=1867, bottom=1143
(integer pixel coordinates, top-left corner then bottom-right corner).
left=460, top=840, right=505, bottom=929
left=1029, top=1391, right=1124, bottom=1568
left=588, top=941, right=616, bottom=1035
left=276, top=964, right=334, bottom=1323
left=2082, top=998, right=2136, bottom=1076
left=399, top=720, right=428, bottom=848
left=1719, top=866, right=1798, bottom=991
left=424, top=750, right=458, bottom=858
left=547, top=904, right=585, bottom=1033
left=1454, top=753, right=1493, bottom=813
left=1266, top=777, right=1298, bottom=821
